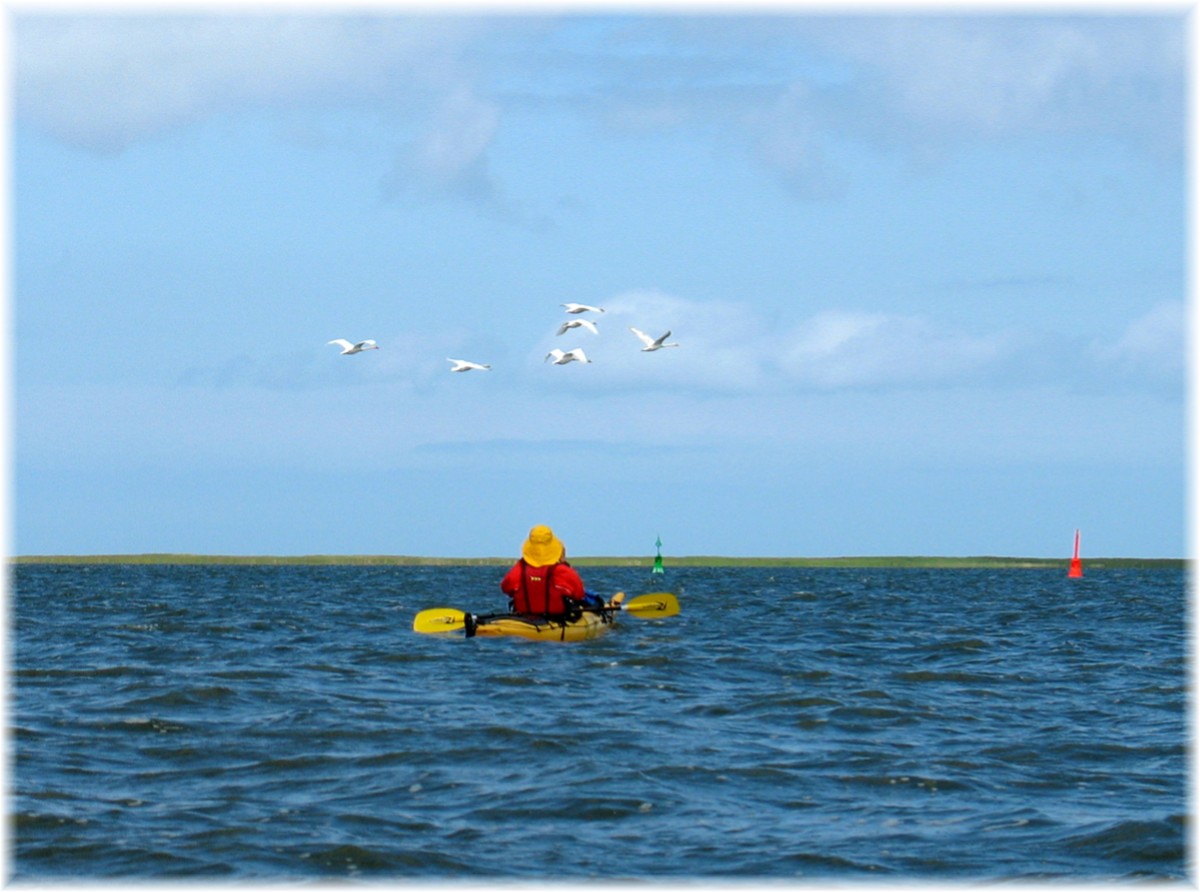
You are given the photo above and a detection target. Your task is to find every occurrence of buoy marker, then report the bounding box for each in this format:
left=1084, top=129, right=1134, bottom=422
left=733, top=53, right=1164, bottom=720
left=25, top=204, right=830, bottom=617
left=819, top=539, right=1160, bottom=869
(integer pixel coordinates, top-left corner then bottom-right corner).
left=1068, top=529, right=1083, bottom=578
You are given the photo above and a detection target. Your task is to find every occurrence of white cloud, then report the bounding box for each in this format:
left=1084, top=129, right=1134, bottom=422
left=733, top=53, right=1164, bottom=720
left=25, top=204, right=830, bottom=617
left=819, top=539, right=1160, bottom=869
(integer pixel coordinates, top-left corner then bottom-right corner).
left=384, top=85, right=503, bottom=202
left=417, top=88, right=500, bottom=184
left=535, top=16, right=1182, bottom=196
left=750, top=82, right=848, bottom=200
left=1091, top=300, right=1185, bottom=386
left=14, top=15, right=483, bottom=152
left=777, top=310, right=1013, bottom=390
left=528, top=288, right=769, bottom=393
left=15, top=14, right=1183, bottom=201
left=811, top=16, right=1185, bottom=152
left=522, top=290, right=1021, bottom=396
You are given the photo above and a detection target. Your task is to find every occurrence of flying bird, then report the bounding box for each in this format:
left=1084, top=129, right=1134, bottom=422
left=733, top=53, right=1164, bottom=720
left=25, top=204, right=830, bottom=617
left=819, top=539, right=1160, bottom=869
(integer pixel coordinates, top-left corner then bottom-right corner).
left=562, top=303, right=605, bottom=315
left=545, top=348, right=592, bottom=365
left=556, top=318, right=599, bottom=336
left=630, top=328, right=680, bottom=352
left=447, top=358, right=491, bottom=372
left=328, top=338, right=379, bottom=354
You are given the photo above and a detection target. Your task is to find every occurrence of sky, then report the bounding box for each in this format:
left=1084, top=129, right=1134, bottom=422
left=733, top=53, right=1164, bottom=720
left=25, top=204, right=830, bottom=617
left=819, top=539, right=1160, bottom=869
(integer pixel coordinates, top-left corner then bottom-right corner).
left=9, top=4, right=1190, bottom=559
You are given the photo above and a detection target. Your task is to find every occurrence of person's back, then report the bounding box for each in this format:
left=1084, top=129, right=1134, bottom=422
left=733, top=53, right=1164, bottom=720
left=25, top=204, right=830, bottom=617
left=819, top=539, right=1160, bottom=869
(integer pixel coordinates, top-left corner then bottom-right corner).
left=501, top=525, right=586, bottom=616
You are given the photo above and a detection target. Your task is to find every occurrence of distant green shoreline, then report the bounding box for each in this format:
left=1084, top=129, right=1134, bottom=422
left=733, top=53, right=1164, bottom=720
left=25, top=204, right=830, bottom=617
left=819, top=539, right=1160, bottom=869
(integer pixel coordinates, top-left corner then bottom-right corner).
left=8, top=554, right=1186, bottom=570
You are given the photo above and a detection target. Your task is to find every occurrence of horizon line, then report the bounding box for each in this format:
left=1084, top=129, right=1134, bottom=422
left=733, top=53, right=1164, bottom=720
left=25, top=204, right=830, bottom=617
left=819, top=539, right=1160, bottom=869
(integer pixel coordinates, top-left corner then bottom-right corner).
left=8, top=553, right=1187, bottom=567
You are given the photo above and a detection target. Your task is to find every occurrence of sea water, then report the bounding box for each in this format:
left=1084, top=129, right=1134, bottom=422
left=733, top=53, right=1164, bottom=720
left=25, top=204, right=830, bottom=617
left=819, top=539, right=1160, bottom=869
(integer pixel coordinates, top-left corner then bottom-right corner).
left=10, top=563, right=1188, bottom=881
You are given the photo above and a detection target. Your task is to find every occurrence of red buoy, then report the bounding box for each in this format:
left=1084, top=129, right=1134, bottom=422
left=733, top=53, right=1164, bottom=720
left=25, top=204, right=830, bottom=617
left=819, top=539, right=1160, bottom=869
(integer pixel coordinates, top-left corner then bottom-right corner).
left=1068, top=529, right=1083, bottom=578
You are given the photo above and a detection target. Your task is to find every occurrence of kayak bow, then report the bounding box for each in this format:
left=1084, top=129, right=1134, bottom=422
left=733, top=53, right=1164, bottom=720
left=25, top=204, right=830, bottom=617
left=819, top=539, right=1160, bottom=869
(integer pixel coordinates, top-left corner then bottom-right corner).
left=412, top=592, right=680, bottom=643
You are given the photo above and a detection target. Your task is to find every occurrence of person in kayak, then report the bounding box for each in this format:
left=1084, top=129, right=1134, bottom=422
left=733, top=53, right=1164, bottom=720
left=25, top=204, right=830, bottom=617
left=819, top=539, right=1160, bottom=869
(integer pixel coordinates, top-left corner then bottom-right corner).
left=501, top=525, right=602, bottom=618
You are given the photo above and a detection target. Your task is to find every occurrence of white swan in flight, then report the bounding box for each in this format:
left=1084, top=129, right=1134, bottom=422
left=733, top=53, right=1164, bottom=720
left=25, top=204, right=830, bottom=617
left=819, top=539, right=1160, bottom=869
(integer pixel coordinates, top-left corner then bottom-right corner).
left=447, top=358, right=491, bottom=372
left=556, top=318, right=600, bottom=336
left=545, top=348, right=592, bottom=365
left=630, top=328, right=680, bottom=352
left=562, top=303, right=605, bottom=315
left=328, top=338, right=379, bottom=354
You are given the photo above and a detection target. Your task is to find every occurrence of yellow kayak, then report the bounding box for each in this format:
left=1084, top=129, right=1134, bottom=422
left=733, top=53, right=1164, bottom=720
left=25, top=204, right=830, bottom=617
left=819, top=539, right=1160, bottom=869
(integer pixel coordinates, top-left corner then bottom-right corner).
left=412, top=592, right=680, bottom=643
left=469, top=608, right=614, bottom=642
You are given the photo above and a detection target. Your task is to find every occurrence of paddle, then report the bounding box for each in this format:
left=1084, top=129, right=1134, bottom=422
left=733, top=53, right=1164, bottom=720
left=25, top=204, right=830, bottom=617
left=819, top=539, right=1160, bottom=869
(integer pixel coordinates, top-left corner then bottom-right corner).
left=412, top=607, right=473, bottom=634
left=618, top=592, right=680, bottom=618
left=412, top=592, right=680, bottom=635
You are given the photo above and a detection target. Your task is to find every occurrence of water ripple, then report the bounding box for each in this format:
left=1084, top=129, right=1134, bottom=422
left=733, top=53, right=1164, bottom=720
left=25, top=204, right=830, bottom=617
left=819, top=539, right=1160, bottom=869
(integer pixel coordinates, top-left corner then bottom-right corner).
left=11, top=564, right=1187, bottom=881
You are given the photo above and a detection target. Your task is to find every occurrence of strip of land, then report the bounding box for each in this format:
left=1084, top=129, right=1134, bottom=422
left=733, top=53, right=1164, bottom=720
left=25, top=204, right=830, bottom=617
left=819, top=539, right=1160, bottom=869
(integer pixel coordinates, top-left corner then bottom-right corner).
left=9, top=554, right=1185, bottom=569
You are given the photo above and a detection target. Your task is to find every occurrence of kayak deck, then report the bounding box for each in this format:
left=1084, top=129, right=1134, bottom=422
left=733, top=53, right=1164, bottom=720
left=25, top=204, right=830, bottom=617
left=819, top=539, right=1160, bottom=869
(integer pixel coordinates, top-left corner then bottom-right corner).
left=469, top=608, right=614, bottom=642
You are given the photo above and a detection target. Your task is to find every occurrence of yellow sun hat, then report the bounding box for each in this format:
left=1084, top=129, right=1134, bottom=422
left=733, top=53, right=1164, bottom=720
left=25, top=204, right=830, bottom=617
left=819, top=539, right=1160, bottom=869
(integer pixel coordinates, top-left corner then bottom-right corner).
left=522, top=524, right=564, bottom=567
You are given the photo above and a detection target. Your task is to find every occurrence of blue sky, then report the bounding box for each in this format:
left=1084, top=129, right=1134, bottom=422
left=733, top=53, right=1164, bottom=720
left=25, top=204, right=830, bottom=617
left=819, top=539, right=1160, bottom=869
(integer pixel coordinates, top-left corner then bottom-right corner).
left=11, top=8, right=1188, bottom=558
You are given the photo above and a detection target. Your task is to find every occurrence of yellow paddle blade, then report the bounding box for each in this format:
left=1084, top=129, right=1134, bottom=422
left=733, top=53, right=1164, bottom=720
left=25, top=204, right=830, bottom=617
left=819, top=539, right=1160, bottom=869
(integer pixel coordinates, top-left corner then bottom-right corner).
left=413, top=608, right=468, bottom=634
left=621, top=592, right=680, bottom=619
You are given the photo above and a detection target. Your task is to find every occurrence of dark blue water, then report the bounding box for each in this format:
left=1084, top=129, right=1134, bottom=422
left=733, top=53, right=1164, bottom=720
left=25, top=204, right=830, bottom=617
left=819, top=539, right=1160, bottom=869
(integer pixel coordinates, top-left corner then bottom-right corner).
left=11, top=564, right=1188, bottom=881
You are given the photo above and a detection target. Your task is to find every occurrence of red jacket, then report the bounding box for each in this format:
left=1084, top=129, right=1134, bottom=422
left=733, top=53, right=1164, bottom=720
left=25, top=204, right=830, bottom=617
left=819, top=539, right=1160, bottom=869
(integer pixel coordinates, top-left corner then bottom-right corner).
left=501, top=559, right=586, bottom=615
